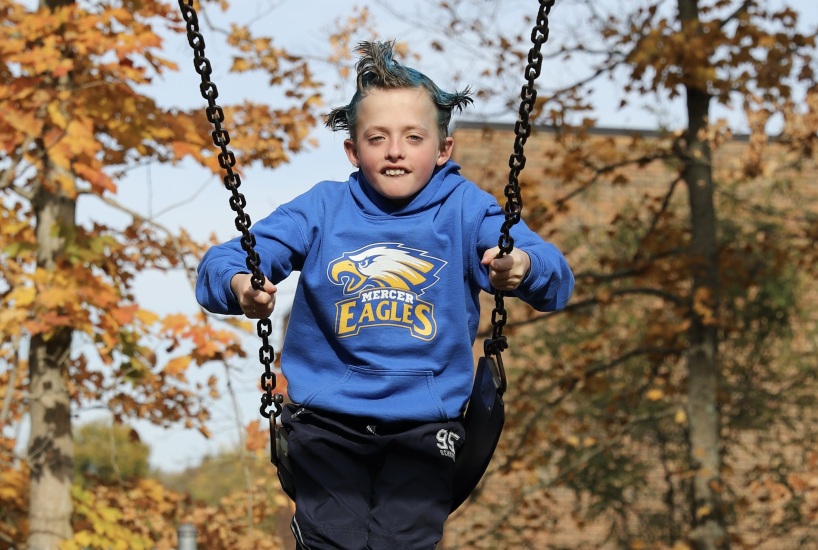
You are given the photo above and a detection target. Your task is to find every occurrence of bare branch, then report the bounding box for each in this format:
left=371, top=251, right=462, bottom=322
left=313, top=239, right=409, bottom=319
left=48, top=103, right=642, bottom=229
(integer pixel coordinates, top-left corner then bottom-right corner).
left=718, top=0, right=754, bottom=30
left=632, top=174, right=684, bottom=263
left=86, top=192, right=201, bottom=290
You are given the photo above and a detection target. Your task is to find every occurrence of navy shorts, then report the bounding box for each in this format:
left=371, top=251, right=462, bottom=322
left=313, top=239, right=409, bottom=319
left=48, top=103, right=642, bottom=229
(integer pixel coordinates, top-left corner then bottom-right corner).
left=280, top=404, right=466, bottom=550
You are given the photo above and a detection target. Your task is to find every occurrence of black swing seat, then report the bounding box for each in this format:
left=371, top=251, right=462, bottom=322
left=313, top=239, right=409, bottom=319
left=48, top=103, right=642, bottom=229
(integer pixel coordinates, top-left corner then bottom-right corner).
left=274, top=423, right=296, bottom=501
left=272, top=352, right=506, bottom=513
left=451, top=353, right=505, bottom=511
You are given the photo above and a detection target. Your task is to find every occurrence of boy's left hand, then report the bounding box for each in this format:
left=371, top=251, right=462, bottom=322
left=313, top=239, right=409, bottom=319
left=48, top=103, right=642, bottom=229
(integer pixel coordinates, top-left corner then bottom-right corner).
left=482, top=247, right=531, bottom=291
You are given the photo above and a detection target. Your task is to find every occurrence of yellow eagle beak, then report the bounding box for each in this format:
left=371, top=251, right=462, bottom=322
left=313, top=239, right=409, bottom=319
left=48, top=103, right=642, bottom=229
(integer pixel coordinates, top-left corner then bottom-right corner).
left=329, top=259, right=365, bottom=292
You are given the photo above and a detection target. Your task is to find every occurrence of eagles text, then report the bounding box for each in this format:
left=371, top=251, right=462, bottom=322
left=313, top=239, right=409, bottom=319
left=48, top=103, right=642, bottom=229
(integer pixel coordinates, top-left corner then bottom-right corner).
left=335, top=292, right=435, bottom=340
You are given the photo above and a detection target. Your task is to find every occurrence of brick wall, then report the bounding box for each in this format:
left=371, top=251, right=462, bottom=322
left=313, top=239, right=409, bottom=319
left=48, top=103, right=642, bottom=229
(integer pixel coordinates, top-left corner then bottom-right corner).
left=444, top=121, right=818, bottom=549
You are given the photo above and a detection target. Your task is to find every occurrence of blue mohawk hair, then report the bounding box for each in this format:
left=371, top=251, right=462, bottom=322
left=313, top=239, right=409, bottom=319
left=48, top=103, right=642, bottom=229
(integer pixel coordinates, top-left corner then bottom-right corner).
left=326, top=40, right=474, bottom=144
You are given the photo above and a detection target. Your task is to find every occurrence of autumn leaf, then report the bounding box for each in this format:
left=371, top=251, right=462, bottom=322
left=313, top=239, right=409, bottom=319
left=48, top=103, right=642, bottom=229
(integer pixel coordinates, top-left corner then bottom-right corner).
left=163, top=356, right=191, bottom=376
left=645, top=388, right=665, bottom=401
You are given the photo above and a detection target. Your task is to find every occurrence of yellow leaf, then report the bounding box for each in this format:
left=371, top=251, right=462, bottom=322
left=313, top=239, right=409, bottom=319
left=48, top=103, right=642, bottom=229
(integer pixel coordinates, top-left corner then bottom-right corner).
left=645, top=388, right=664, bottom=401
left=98, top=505, right=122, bottom=523
left=0, top=219, right=29, bottom=236
left=37, top=286, right=69, bottom=309
left=4, top=108, right=44, bottom=136
left=73, top=531, right=94, bottom=546
left=231, top=57, right=250, bottom=72
left=162, top=313, right=190, bottom=334
left=675, top=408, right=688, bottom=425
left=136, top=309, right=159, bottom=325
left=693, top=287, right=716, bottom=325
left=9, top=286, right=35, bottom=307
left=47, top=102, right=68, bottom=129
left=164, top=355, right=191, bottom=376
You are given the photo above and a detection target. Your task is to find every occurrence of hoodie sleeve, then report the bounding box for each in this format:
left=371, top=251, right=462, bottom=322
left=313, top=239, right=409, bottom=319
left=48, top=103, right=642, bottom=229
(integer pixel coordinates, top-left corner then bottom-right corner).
left=195, top=205, right=311, bottom=315
left=474, top=198, right=574, bottom=312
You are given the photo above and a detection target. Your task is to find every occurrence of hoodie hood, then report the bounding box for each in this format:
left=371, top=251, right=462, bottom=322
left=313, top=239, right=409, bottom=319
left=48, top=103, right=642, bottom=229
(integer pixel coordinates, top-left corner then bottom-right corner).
left=349, top=160, right=467, bottom=217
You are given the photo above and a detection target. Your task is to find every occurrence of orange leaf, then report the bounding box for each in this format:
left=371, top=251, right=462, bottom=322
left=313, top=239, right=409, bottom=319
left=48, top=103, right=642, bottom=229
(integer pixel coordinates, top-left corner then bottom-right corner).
left=163, top=356, right=191, bottom=376
left=110, top=304, right=138, bottom=326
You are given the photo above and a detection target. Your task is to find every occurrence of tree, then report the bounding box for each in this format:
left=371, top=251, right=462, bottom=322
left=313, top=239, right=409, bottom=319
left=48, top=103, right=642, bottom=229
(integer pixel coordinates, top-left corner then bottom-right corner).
left=374, top=1, right=817, bottom=548
left=0, top=1, right=321, bottom=546
left=73, top=420, right=150, bottom=484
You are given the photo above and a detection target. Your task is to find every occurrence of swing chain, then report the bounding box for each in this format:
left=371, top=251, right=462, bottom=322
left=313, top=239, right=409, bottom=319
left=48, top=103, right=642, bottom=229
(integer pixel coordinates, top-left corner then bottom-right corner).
left=178, top=0, right=282, bottom=421
left=487, top=0, right=553, bottom=359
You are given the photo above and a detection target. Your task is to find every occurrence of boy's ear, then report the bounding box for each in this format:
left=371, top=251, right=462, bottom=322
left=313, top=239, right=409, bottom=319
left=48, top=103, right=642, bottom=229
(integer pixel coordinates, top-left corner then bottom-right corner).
left=344, top=139, right=360, bottom=168
left=436, top=136, right=454, bottom=166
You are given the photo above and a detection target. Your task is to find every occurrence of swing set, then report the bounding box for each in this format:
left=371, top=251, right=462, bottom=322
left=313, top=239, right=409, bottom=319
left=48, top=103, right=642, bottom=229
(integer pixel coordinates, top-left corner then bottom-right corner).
left=178, top=0, right=555, bottom=513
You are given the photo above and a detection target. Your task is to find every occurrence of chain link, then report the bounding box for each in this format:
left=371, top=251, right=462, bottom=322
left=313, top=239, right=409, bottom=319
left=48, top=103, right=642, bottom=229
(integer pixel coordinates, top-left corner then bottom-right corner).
left=487, top=0, right=554, bottom=366
left=178, top=0, right=282, bottom=421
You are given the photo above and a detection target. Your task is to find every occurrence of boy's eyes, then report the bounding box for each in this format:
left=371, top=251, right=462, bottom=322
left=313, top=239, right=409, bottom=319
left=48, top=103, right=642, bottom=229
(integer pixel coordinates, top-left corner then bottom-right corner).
left=366, top=135, right=423, bottom=143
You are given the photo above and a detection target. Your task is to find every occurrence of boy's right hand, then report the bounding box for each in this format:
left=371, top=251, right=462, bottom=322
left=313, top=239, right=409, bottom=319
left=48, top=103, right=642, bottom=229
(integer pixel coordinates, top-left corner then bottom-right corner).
left=230, top=273, right=277, bottom=319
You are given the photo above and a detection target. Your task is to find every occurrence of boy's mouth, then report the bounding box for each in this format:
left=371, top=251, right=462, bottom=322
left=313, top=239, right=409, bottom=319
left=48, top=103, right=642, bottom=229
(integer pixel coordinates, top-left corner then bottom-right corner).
left=384, top=169, right=407, bottom=176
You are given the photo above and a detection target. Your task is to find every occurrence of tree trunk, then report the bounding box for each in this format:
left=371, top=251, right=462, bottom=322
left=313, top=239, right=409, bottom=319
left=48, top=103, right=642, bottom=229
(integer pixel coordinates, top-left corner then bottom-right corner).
left=27, top=1, right=78, bottom=547
left=27, top=185, right=76, bottom=548
left=678, top=1, right=727, bottom=548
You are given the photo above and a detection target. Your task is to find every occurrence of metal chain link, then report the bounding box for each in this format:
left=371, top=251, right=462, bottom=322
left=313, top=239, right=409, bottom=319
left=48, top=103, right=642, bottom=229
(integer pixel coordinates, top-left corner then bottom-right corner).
left=486, top=0, right=554, bottom=373
left=178, top=0, right=282, bottom=421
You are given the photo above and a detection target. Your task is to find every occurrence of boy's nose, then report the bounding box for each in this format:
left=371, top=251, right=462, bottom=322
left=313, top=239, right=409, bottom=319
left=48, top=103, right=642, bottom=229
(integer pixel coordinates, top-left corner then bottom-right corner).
left=386, top=141, right=405, bottom=160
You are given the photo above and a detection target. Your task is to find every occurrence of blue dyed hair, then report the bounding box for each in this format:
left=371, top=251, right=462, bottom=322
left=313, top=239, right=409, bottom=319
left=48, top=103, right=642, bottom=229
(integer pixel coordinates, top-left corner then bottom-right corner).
left=326, top=40, right=474, bottom=146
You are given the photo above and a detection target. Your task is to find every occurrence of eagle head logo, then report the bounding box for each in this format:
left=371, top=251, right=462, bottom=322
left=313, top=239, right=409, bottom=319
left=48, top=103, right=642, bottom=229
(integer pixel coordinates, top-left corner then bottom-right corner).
left=328, top=243, right=446, bottom=295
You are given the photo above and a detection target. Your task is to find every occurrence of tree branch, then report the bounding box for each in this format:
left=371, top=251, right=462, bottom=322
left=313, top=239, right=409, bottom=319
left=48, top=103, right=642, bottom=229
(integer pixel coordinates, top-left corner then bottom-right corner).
left=718, top=0, right=754, bottom=30
left=552, top=148, right=675, bottom=210
left=85, top=191, right=201, bottom=290
left=632, top=174, right=684, bottom=263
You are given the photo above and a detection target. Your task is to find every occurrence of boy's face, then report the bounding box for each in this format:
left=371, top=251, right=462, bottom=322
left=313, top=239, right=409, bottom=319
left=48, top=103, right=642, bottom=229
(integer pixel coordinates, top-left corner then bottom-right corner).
left=344, top=87, right=454, bottom=204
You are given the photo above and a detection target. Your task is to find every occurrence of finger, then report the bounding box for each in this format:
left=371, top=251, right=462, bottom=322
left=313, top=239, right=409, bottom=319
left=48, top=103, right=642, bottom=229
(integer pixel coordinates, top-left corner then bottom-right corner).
left=481, top=246, right=501, bottom=265
left=253, top=293, right=273, bottom=307
left=491, top=255, right=513, bottom=274
left=245, top=304, right=273, bottom=319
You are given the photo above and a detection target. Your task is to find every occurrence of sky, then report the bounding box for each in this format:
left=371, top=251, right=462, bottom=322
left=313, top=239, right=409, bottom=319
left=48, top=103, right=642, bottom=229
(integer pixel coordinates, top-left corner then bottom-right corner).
left=11, top=0, right=818, bottom=473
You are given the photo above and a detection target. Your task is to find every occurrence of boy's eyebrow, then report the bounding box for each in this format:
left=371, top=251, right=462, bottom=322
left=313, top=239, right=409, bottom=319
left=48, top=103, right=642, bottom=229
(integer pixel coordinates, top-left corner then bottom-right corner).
left=362, top=124, right=431, bottom=134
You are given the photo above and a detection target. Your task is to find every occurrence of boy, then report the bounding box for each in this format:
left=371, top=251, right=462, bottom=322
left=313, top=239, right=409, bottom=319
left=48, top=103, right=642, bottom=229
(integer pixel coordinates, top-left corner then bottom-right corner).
left=196, top=41, right=573, bottom=550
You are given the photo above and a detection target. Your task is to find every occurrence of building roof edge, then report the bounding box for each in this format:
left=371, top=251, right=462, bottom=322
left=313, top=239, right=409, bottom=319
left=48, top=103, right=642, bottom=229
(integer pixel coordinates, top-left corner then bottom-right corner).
left=452, top=119, right=751, bottom=142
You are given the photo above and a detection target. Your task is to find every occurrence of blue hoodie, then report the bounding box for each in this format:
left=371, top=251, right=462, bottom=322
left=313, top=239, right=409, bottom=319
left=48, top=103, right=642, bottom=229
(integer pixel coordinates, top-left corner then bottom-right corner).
left=196, top=161, right=573, bottom=422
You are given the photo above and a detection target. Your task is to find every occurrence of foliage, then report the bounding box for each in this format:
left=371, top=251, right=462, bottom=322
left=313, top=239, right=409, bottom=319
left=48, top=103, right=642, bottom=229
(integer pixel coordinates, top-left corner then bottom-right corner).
left=0, top=0, right=318, bottom=431
left=64, top=474, right=290, bottom=550
left=159, top=419, right=265, bottom=504
left=73, top=420, right=150, bottom=485
left=0, top=421, right=292, bottom=548
left=0, top=0, right=322, bottom=546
